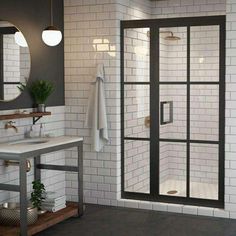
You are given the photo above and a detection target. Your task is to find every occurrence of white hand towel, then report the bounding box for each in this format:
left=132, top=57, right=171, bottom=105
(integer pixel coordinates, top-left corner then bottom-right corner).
left=85, top=64, right=109, bottom=152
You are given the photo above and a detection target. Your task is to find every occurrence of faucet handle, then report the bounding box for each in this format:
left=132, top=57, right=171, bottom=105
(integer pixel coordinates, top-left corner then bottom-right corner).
left=5, top=121, right=18, bottom=133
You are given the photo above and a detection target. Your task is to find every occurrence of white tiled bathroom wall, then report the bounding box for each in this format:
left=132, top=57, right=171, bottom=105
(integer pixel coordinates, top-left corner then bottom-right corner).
left=64, top=0, right=156, bottom=205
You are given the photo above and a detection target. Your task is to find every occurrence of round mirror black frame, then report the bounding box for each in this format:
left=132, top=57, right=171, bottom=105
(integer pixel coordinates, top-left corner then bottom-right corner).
left=0, top=21, right=31, bottom=102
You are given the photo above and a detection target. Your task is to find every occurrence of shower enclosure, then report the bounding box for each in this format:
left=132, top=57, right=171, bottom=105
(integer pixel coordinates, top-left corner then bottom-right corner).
left=121, top=16, right=225, bottom=208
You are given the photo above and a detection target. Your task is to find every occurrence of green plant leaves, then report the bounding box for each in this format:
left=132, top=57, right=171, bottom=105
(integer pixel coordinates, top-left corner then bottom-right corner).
left=31, top=180, right=46, bottom=209
left=29, top=80, right=55, bottom=104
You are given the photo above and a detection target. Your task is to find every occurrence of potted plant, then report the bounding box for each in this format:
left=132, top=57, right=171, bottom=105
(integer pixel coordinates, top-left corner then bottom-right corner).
left=29, top=80, right=54, bottom=112
left=30, top=180, right=46, bottom=214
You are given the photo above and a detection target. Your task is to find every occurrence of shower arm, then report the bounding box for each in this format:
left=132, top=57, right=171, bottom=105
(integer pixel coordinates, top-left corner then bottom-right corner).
left=160, top=31, right=174, bottom=36
left=147, top=30, right=174, bottom=37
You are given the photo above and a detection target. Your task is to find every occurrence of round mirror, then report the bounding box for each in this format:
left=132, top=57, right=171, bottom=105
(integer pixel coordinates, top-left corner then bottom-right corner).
left=0, top=21, right=30, bottom=101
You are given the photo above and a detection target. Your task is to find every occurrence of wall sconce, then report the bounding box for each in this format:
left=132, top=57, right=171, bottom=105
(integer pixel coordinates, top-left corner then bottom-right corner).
left=42, top=0, right=62, bottom=46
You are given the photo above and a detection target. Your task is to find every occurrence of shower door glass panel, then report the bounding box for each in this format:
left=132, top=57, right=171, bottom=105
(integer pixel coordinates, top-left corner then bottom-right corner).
left=189, top=24, right=220, bottom=200
left=160, top=85, right=187, bottom=140
left=190, top=25, right=219, bottom=82
left=124, top=84, right=150, bottom=138
left=124, top=140, right=150, bottom=193
left=159, top=27, right=187, bottom=82
left=159, top=26, right=187, bottom=198
left=124, top=28, right=150, bottom=82
left=123, top=27, right=151, bottom=195
left=159, top=142, right=186, bottom=197
left=190, top=143, right=218, bottom=200
left=190, top=85, right=219, bottom=141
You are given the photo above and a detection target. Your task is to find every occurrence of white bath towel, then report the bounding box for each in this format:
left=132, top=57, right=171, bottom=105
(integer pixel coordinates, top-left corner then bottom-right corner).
left=85, top=64, right=109, bottom=152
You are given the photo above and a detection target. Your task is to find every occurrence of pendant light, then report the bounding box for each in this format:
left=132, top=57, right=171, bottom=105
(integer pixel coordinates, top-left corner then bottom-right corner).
left=42, top=0, right=62, bottom=46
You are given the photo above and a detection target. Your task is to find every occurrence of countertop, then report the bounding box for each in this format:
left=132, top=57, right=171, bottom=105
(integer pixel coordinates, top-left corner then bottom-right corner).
left=0, top=136, right=83, bottom=159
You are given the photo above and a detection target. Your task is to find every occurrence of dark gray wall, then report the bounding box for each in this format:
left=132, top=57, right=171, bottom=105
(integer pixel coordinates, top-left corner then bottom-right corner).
left=0, top=0, right=64, bottom=110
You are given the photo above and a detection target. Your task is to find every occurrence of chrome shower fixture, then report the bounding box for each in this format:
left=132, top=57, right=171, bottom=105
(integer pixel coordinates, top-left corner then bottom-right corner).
left=164, top=31, right=181, bottom=41
left=146, top=30, right=181, bottom=41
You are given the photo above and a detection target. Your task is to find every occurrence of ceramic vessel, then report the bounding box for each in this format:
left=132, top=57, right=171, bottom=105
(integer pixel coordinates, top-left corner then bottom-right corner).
left=0, top=202, right=38, bottom=226
left=37, top=104, right=46, bottom=112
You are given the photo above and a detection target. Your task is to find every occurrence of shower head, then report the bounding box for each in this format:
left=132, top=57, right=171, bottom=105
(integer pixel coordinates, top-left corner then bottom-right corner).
left=164, top=32, right=181, bottom=41
left=146, top=30, right=181, bottom=41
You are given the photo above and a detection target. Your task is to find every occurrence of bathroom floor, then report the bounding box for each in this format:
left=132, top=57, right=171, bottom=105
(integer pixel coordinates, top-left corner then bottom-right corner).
left=160, top=179, right=218, bottom=199
left=36, top=204, right=236, bottom=236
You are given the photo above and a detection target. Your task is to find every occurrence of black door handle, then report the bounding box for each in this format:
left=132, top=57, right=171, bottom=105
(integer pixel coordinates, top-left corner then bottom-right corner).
left=160, top=101, right=173, bottom=125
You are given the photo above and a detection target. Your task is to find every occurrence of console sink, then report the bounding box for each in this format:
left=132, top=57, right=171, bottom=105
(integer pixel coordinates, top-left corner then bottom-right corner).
left=0, top=136, right=83, bottom=156
left=9, top=138, right=50, bottom=145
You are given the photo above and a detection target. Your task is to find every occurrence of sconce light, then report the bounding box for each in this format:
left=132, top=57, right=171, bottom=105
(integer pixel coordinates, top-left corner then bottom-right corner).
left=42, top=0, right=62, bottom=46
left=14, top=31, right=28, bottom=48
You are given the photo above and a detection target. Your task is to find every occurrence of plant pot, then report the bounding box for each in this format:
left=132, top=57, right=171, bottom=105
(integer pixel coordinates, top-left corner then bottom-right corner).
left=37, top=104, right=46, bottom=113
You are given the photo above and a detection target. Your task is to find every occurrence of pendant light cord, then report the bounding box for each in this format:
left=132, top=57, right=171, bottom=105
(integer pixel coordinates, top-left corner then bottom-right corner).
left=51, top=0, right=53, bottom=26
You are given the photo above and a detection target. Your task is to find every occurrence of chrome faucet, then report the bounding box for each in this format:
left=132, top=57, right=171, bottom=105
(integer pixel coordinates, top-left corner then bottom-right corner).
left=5, top=121, right=18, bottom=133
left=39, top=123, right=44, bottom=137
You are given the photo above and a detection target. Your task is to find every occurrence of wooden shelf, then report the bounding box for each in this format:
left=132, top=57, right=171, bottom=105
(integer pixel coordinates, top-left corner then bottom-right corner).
left=0, top=202, right=79, bottom=236
left=0, top=112, right=51, bottom=121
left=0, top=112, right=51, bottom=124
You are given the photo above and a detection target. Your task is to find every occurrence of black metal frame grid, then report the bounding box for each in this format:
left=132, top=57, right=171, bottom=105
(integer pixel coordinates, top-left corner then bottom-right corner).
left=121, top=15, right=225, bottom=208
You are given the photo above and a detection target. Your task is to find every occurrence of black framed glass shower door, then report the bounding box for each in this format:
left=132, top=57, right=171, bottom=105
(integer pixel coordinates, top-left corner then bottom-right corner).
left=121, top=16, right=225, bottom=208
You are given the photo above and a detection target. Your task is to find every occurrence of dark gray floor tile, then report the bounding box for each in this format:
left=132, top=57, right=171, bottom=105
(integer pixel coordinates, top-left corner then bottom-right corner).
left=36, top=204, right=236, bottom=236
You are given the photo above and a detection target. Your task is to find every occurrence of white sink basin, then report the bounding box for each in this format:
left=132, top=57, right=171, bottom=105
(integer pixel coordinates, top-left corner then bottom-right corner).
left=9, top=138, right=50, bottom=145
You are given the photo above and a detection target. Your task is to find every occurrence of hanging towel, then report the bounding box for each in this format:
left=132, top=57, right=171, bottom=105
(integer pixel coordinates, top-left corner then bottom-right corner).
left=85, top=64, right=109, bottom=152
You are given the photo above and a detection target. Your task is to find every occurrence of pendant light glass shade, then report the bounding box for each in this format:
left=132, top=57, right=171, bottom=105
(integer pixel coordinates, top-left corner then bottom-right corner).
left=42, top=26, right=62, bottom=46
left=14, top=31, right=28, bottom=47
left=42, top=0, right=62, bottom=47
